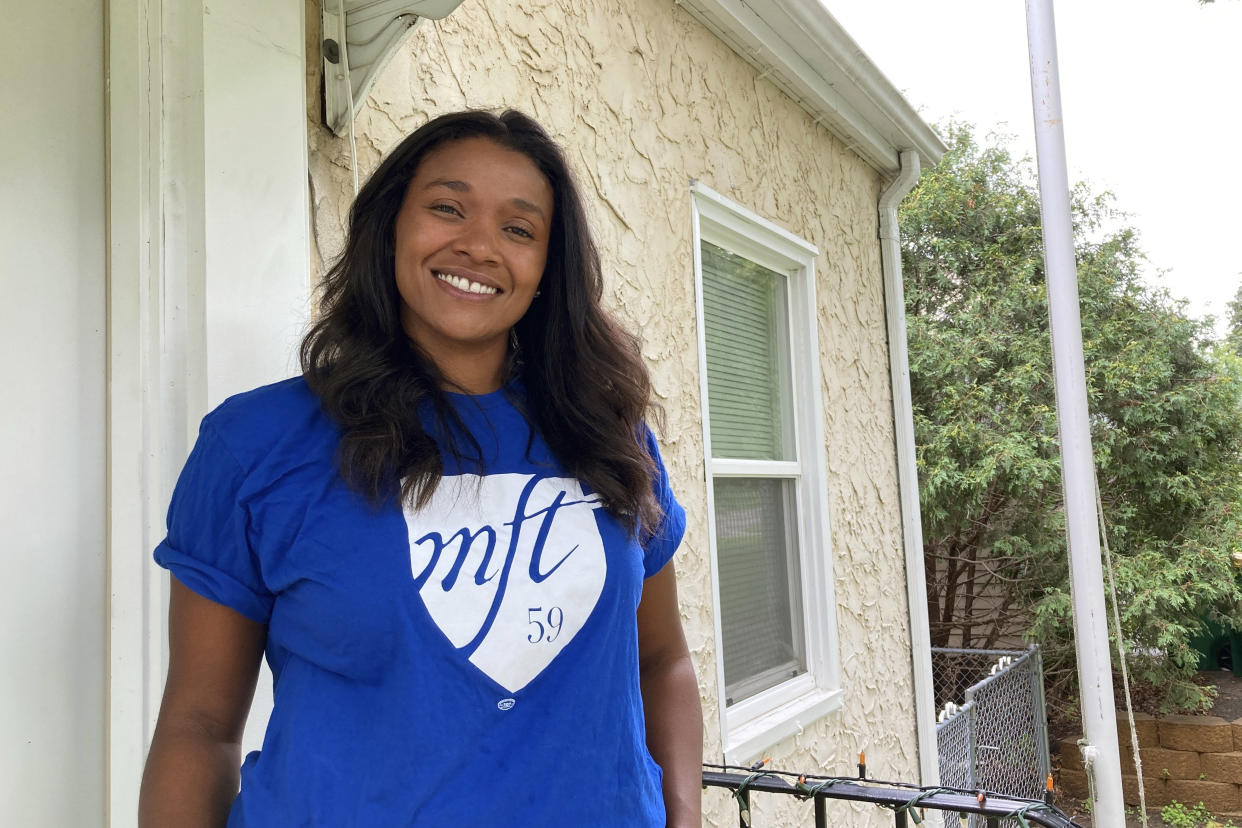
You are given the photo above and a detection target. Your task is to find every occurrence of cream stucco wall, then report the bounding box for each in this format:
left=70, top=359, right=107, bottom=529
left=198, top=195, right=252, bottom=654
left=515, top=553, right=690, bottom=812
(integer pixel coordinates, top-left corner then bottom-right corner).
left=306, top=0, right=918, bottom=823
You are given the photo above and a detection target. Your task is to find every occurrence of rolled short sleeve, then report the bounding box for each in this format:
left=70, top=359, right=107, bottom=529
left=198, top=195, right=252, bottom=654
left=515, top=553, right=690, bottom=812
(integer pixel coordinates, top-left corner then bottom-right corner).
left=640, top=428, right=686, bottom=578
left=154, top=420, right=274, bottom=624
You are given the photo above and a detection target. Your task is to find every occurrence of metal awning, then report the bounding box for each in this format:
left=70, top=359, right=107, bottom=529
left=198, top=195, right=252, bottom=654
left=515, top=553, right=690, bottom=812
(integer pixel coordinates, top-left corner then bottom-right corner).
left=322, top=0, right=464, bottom=136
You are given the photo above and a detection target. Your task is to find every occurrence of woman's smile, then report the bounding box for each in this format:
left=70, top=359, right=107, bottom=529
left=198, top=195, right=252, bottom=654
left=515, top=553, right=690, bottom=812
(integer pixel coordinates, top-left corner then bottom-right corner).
left=433, top=269, right=500, bottom=296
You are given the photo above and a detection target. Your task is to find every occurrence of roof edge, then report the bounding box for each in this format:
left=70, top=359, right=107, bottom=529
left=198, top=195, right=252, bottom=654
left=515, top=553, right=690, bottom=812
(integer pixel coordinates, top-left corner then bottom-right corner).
left=679, top=0, right=946, bottom=176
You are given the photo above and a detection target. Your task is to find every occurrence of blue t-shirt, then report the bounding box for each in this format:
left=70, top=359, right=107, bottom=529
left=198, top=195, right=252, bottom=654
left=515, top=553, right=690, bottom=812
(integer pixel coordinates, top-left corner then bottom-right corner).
left=154, top=377, right=686, bottom=827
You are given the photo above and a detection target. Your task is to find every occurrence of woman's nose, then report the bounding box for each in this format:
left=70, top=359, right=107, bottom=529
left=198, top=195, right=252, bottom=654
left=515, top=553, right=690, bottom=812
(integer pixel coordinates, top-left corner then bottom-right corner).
left=453, top=219, right=499, bottom=264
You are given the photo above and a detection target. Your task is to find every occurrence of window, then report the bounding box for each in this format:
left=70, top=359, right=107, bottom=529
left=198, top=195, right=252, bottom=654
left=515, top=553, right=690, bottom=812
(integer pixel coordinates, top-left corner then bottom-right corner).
left=692, top=183, right=842, bottom=762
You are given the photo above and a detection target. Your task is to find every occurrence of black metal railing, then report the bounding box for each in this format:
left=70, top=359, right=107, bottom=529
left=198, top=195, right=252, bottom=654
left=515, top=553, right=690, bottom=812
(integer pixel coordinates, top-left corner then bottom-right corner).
left=703, top=763, right=1084, bottom=827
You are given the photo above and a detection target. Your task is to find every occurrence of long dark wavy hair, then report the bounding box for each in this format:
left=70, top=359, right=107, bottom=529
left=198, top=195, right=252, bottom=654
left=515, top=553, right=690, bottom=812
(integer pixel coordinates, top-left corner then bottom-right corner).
left=301, top=109, right=661, bottom=534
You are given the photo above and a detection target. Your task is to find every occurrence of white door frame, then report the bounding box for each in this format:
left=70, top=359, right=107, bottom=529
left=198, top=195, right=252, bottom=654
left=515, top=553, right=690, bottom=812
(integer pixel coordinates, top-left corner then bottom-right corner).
left=106, top=1, right=310, bottom=823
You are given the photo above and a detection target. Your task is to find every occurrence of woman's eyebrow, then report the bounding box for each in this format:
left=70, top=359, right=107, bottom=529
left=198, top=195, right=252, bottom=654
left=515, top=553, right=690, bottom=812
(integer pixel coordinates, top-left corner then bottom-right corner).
left=425, top=178, right=469, bottom=193
left=510, top=198, right=547, bottom=222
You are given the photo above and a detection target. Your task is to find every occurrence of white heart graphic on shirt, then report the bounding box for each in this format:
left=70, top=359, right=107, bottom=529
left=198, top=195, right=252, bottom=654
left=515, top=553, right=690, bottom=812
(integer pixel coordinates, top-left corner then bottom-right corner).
left=403, top=473, right=606, bottom=693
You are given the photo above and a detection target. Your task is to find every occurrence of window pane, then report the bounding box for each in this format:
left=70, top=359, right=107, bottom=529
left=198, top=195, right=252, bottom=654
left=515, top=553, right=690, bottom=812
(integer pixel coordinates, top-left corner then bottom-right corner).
left=701, top=241, right=794, bottom=461
left=714, top=476, right=805, bottom=703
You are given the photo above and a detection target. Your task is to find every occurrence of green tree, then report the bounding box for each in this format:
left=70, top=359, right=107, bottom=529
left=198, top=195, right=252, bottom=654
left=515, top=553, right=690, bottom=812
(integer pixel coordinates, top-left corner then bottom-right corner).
left=1225, top=282, right=1242, bottom=354
left=902, top=123, right=1242, bottom=717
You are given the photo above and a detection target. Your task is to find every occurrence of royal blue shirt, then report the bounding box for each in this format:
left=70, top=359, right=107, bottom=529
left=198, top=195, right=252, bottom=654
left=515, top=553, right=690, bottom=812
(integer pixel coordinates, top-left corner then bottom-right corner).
left=154, top=377, right=685, bottom=826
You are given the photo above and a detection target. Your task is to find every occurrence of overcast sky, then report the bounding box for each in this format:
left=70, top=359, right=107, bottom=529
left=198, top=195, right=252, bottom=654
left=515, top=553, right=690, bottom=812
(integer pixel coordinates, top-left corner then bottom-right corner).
left=826, top=0, right=1242, bottom=334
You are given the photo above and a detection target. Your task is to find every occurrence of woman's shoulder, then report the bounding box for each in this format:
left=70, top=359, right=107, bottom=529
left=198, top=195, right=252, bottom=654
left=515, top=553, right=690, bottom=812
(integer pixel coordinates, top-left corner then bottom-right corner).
left=206, top=375, right=317, bottom=425
left=199, top=376, right=335, bottom=470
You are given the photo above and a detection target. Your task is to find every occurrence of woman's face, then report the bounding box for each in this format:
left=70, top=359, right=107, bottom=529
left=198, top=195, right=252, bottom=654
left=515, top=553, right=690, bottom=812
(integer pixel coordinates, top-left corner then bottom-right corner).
left=393, top=136, right=553, bottom=376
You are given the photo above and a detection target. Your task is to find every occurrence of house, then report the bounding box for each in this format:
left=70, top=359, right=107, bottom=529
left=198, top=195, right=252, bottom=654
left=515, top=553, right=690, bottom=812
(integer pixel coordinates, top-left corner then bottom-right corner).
left=2, top=0, right=944, bottom=824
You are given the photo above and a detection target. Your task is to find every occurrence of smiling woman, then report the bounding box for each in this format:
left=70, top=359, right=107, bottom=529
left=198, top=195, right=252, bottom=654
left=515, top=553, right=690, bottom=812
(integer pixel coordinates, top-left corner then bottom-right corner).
left=138, top=110, right=703, bottom=827
left=393, top=137, right=552, bottom=392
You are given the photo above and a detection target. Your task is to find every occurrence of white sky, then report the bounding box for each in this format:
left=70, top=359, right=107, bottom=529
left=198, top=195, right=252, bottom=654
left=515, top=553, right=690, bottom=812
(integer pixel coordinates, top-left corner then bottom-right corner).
left=826, top=0, right=1242, bottom=334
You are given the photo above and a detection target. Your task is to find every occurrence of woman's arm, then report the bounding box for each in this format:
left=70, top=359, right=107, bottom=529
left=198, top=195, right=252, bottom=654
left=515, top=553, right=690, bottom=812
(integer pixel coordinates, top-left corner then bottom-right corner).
left=139, top=577, right=266, bottom=828
left=637, top=560, right=702, bottom=828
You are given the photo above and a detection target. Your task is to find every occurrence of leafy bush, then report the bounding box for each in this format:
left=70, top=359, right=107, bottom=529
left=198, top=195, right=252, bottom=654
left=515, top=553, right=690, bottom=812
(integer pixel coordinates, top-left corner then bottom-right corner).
left=1160, top=800, right=1214, bottom=828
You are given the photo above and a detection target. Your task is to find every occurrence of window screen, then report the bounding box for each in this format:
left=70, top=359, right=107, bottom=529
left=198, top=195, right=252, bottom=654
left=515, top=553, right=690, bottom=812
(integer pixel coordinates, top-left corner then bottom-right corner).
left=713, top=477, right=805, bottom=703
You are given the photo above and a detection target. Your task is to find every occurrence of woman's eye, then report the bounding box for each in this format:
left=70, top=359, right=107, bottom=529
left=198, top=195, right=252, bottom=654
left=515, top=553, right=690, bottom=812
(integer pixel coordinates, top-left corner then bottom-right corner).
left=506, top=225, right=534, bottom=239
left=431, top=203, right=462, bottom=217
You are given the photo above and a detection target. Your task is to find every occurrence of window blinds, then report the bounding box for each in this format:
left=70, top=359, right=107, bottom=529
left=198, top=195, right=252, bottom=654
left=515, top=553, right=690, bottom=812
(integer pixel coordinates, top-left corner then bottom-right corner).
left=701, top=241, right=792, bottom=462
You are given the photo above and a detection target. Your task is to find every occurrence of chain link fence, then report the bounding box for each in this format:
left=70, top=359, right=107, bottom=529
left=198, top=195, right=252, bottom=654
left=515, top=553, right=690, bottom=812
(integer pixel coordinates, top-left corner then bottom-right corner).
left=932, top=647, right=1051, bottom=828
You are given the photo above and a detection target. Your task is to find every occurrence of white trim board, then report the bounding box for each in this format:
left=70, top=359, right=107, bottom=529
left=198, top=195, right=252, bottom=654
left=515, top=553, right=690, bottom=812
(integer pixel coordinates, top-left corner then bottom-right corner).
left=106, top=2, right=183, bottom=820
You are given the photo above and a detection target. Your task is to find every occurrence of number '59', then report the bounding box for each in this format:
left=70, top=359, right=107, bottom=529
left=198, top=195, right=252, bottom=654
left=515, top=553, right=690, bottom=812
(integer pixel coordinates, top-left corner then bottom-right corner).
left=526, top=606, right=564, bottom=643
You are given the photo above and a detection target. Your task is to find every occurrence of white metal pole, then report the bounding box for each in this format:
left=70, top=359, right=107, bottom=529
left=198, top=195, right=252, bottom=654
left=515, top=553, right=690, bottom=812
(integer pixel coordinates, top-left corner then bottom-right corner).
left=1024, top=1, right=1125, bottom=822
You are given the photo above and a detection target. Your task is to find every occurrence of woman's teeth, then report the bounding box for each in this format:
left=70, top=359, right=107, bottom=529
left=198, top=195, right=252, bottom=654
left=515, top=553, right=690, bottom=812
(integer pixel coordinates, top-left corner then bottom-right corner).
left=435, top=272, right=498, bottom=295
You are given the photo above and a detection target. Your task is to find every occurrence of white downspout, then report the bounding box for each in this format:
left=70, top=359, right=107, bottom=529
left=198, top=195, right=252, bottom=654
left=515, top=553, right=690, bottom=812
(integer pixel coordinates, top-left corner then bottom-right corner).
left=879, top=149, right=939, bottom=785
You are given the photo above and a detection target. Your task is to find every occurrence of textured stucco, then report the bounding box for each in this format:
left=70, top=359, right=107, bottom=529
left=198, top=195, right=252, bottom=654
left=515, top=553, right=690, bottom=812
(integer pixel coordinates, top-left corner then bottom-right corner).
left=306, top=0, right=918, bottom=823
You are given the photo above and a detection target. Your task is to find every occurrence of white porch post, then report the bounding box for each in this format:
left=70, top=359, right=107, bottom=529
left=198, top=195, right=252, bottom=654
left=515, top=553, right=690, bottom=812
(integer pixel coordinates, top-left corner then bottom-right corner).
left=106, top=0, right=310, bottom=823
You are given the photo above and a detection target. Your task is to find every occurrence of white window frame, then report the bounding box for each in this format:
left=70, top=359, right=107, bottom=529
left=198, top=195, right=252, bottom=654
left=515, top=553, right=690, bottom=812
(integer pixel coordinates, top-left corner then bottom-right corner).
left=691, top=182, right=843, bottom=764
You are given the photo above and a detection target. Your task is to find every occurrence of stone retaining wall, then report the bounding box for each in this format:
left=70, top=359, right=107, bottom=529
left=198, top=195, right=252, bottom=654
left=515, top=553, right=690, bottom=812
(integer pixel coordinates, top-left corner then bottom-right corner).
left=1059, top=713, right=1242, bottom=816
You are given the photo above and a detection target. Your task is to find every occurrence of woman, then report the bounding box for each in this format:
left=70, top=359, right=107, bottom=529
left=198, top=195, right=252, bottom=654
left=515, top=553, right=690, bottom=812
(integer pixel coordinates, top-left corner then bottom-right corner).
left=139, top=109, right=702, bottom=827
